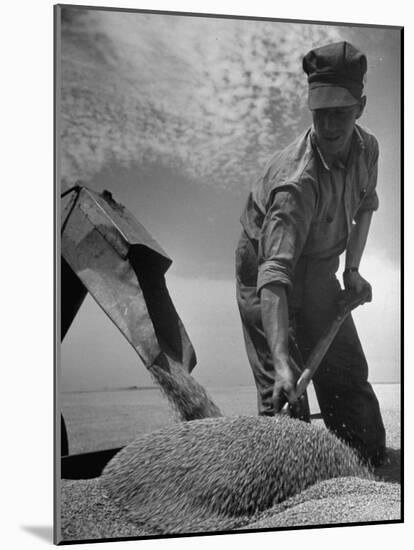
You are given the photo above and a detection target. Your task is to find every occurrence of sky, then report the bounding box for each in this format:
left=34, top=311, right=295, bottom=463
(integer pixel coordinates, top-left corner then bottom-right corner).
left=59, top=8, right=401, bottom=391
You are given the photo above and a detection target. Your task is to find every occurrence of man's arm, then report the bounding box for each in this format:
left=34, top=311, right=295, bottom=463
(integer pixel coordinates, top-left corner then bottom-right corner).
left=257, top=184, right=316, bottom=413
left=343, top=210, right=373, bottom=301
left=260, top=283, right=299, bottom=412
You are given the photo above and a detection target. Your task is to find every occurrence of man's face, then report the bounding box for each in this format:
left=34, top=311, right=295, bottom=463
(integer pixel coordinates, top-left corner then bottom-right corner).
left=311, top=100, right=365, bottom=159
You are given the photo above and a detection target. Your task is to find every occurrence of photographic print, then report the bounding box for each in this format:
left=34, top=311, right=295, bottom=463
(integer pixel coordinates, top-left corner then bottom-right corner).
left=55, top=4, right=402, bottom=544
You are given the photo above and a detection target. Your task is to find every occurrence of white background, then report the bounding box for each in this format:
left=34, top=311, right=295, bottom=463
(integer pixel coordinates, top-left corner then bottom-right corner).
left=1, top=0, right=410, bottom=548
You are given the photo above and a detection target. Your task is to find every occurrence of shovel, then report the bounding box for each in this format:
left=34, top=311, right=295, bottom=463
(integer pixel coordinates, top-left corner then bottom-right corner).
left=283, top=286, right=371, bottom=418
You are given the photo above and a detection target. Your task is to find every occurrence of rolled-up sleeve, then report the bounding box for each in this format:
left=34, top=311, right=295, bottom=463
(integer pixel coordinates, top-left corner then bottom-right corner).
left=257, top=182, right=316, bottom=293
left=359, top=139, right=380, bottom=212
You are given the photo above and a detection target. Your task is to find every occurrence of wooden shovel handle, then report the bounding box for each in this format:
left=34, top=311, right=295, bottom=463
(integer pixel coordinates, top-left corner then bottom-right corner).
left=281, top=287, right=371, bottom=417
left=294, top=286, right=371, bottom=399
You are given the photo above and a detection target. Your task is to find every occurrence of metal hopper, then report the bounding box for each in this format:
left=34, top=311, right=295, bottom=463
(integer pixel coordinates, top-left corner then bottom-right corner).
left=60, top=185, right=197, bottom=458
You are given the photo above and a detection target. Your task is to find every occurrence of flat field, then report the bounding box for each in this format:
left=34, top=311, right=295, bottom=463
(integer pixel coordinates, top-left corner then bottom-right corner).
left=61, top=383, right=400, bottom=454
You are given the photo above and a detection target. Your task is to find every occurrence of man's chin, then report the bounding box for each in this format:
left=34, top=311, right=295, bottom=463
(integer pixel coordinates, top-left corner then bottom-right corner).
left=319, top=140, right=345, bottom=158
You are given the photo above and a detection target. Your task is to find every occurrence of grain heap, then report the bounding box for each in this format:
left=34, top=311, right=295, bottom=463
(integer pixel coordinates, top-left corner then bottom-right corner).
left=149, top=363, right=222, bottom=420
left=101, top=415, right=373, bottom=535
left=61, top=475, right=399, bottom=541
left=245, top=477, right=401, bottom=528
left=60, top=479, right=148, bottom=541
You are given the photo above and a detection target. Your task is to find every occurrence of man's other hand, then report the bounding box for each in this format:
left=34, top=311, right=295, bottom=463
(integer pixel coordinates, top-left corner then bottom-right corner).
left=343, top=270, right=372, bottom=303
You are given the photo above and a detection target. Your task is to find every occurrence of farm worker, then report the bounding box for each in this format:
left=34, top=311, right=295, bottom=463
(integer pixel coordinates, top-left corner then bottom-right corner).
left=236, top=41, right=386, bottom=466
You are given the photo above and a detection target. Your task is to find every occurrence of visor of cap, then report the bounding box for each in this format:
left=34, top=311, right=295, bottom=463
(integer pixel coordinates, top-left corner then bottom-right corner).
left=308, top=84, right=360, bottom=110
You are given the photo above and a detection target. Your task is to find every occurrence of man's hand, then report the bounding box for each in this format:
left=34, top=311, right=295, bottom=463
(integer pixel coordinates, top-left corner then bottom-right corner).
left=343, top=269, right=372, bottom=303
left=272, top=360, right=299, bottom=414
left=261, top=283, right=308, bottom=418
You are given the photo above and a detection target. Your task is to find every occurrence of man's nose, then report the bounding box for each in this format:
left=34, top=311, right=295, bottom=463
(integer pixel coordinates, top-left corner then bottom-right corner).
left=322, top=113, right=337, bottom=132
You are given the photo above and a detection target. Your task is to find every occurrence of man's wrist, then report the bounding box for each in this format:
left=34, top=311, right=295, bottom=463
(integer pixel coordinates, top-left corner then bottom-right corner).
left=344, top=266, right=359, bottom=274
left=273, top=353, right=289, bottom=366
left=273, top=355, right=291, bottom=374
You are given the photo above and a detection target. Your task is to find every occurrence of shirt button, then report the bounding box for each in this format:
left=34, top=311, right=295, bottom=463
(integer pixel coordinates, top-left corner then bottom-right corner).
left=326, top=215, right=333, bottom=223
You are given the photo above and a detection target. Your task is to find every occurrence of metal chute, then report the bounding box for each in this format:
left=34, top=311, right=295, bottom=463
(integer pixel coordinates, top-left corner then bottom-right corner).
left=61, top=185, right=196, bottom=373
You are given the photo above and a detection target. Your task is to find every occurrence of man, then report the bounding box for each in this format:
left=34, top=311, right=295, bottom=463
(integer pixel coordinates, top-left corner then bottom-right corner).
left=236, top=41, right=386, bottom=466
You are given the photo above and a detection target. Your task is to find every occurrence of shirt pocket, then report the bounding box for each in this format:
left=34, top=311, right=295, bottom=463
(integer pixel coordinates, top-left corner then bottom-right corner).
left=307, top=212, right=333, bottom=244
left=351, top=182, right=374, bottom=217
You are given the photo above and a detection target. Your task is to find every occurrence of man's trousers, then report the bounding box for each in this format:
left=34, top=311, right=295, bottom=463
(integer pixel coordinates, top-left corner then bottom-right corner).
left=236, top=231, right=386, bottom=464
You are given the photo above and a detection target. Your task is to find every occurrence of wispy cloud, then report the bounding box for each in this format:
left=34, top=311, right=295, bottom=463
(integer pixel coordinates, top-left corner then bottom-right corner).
left=60, top=9, right=340, bottom=188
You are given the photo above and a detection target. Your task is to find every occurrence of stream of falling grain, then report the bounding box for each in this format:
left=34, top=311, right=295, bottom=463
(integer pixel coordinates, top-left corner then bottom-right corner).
left=148, top=363, right=222, bottom=420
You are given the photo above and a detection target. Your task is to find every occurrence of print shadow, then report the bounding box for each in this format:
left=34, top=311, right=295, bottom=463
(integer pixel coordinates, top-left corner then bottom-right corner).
left=21, top=525, right=53, bottom=543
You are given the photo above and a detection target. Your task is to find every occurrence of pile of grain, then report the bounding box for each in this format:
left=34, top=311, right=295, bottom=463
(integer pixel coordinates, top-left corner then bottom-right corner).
left=149, top=363, right=222, bottom=420
left=245, top=477, right=401, bottom=529
left=60, top=479, right=147, bottom=541
left=101, top=415, right=372, bottom=535
left=60, top=476, right=399, bottom=541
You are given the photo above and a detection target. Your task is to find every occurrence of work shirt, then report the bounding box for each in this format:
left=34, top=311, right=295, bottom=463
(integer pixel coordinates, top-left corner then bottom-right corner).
left=240, top=124, right=379, bottom=293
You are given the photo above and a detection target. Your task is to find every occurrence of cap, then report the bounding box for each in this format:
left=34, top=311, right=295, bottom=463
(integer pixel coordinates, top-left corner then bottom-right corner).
left=303, top=41, right=367, bottom=110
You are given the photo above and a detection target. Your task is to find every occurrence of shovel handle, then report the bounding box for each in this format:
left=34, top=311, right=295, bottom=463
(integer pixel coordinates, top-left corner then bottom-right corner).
left=282, top=286, right=370, bottom=412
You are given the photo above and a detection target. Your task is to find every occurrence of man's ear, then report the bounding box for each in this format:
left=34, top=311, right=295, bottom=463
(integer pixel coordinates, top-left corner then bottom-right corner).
left=356, top=96, right=367, bottom=119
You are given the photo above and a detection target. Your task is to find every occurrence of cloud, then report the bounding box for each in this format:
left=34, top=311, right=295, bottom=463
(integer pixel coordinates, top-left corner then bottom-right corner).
left=59, top=9, right=340, bottom=189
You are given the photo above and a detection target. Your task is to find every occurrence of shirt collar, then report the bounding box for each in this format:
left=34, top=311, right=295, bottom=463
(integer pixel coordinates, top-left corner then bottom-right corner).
left=353, top=125, right=365, bottom=151
left=310, top=132, right=331, bottom=171
left=310, top=125, right=365, bottom=172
